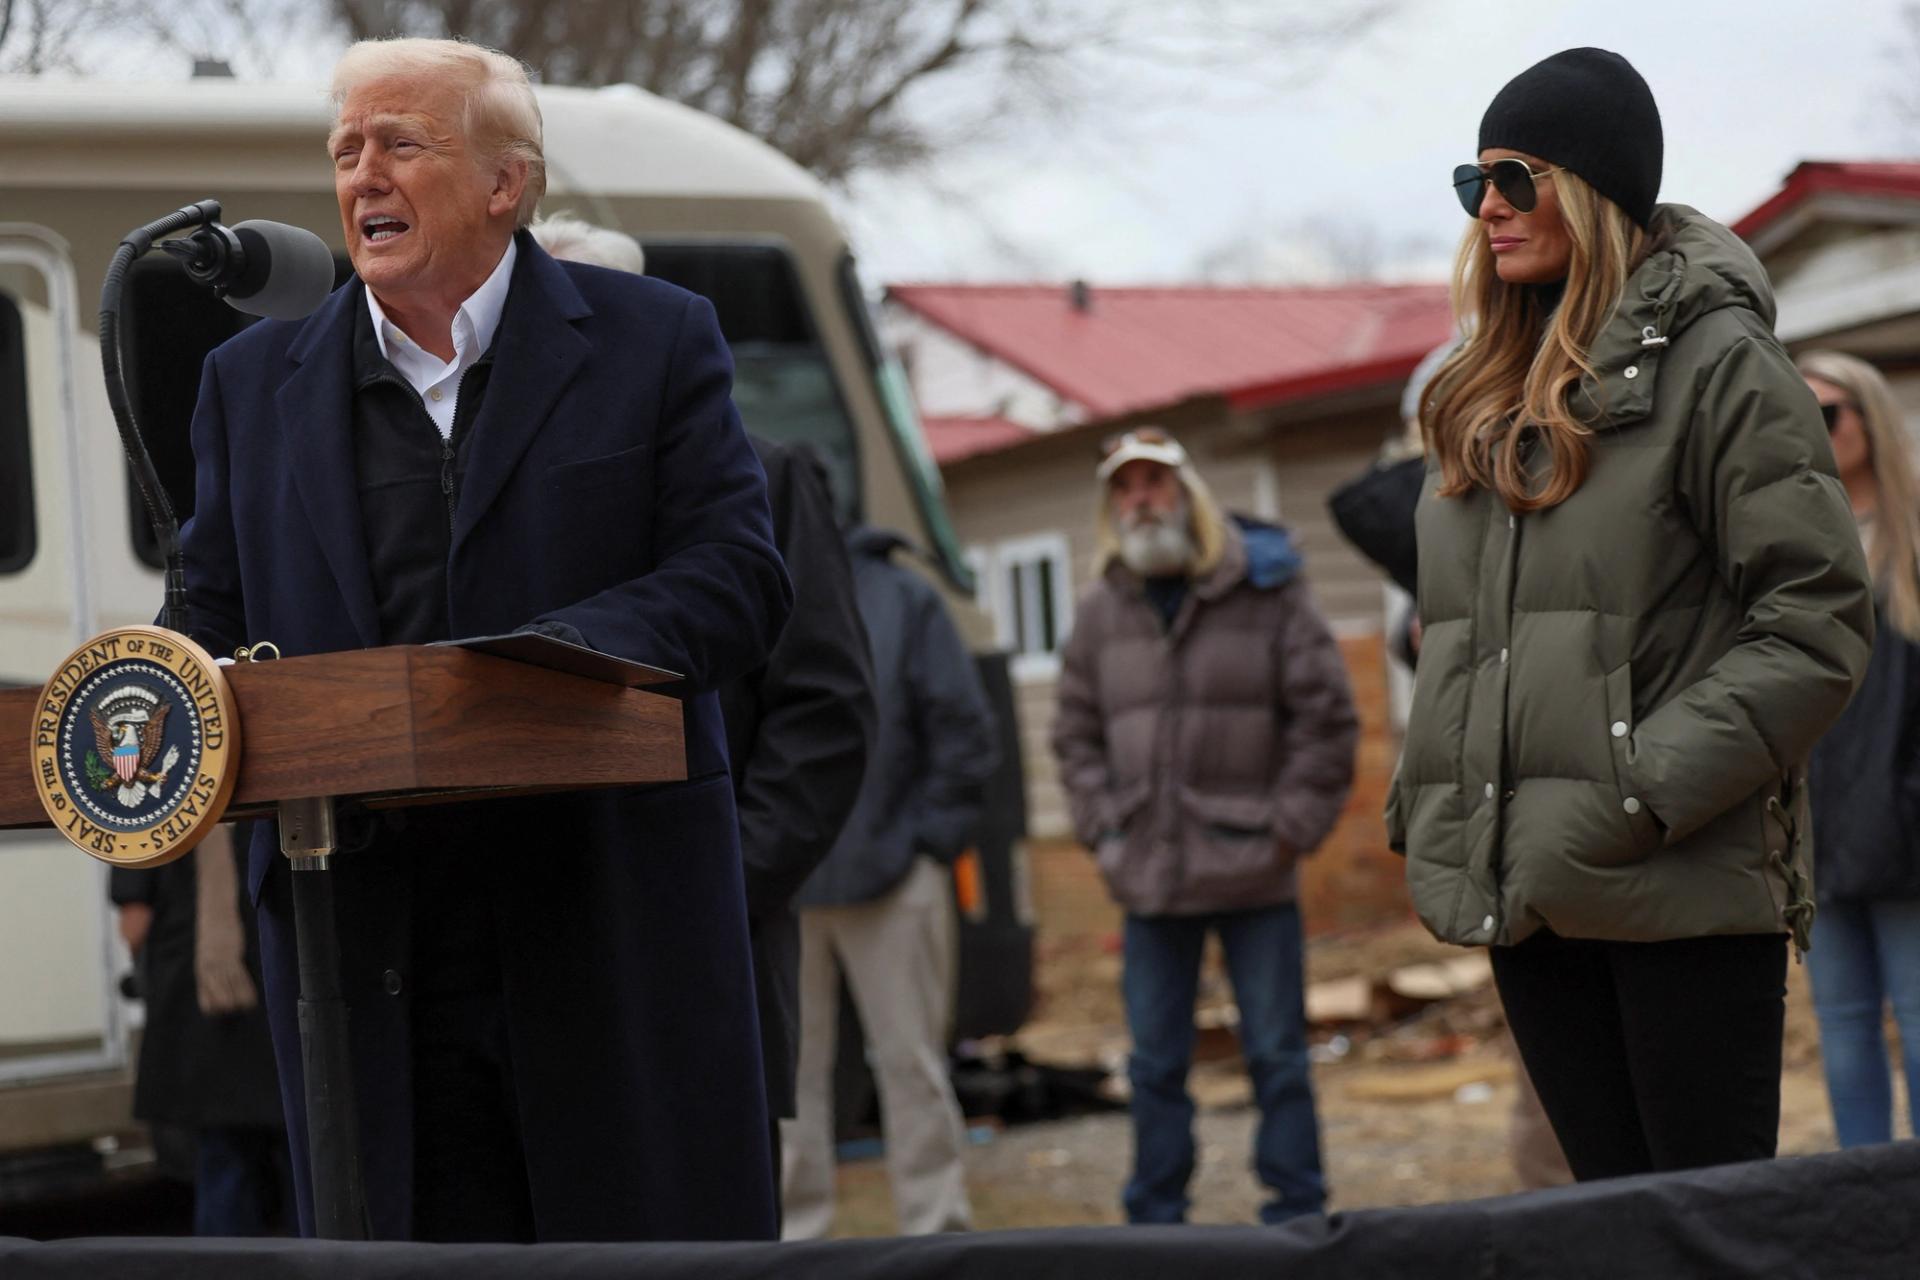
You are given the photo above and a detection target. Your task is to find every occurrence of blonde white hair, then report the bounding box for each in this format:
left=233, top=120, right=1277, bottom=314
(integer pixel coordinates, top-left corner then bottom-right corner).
left=530, top=215, right=646, bottom=275
left=330, top=37, right=547, bottom=228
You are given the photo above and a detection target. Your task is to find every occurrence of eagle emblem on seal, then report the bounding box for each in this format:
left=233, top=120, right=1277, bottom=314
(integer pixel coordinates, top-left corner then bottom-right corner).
left=85, top=685, right=182, bottom=809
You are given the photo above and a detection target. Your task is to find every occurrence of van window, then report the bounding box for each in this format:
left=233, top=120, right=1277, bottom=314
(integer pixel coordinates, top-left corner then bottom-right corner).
left=0, top=292, right=33, bottom=574
left=836, top=253, right=973, bottom=595
left=643, top=241, right=863, bottom=526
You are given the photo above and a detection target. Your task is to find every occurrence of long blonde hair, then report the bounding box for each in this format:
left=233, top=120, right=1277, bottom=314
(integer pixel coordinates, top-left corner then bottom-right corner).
left=1794, top=350, right=1920, bottom=642
left=1421, top=170, right=1649, bottom=512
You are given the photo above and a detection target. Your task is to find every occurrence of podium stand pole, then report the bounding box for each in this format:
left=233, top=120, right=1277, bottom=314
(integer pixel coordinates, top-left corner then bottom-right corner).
left=280, top=797, right=370, bottom=1240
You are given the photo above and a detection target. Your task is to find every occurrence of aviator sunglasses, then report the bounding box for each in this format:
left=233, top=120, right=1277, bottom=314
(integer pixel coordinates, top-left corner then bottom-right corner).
left=1452, top=158, right=1559, bottom=216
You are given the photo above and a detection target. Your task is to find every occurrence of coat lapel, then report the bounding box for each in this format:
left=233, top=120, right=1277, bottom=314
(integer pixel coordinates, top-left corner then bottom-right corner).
left=451, top=234, right=592, bottom=553
left=276, top=283, right=382, bottom=648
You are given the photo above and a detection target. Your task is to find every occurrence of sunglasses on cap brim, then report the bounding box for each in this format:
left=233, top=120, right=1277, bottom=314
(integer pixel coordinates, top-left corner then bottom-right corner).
left=1100, top=426, right=1176, bottom=458
left=1452, top=158, right=1559, bottom=216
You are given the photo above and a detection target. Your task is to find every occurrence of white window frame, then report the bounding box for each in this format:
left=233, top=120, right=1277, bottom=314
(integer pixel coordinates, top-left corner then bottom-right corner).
left=971, top=532, right=1073, bottom=683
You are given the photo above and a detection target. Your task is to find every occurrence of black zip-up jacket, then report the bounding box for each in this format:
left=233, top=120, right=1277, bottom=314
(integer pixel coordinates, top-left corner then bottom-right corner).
left=349, top=299, right=492, bottom=646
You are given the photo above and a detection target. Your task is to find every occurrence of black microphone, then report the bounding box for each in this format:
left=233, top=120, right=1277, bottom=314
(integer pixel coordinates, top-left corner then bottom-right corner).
left=163, top=218, right=337, bottom=320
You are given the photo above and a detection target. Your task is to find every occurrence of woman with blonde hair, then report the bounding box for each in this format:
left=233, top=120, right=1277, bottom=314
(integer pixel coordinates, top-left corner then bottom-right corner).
left=1797, top=350, right=1920, bottom=1147
left=1386, top=48, right=1874, bottom=1181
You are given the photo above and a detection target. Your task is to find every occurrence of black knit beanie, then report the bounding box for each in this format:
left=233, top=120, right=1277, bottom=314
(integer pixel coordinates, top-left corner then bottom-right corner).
left=1478, top=47, right=1663, bottom=228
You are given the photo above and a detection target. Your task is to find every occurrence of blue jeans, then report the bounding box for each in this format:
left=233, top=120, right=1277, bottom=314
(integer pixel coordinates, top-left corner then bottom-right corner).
left=1809, top=898, right=1920, bottom=1147
left=1121, top=904, right=1324, bottom=1224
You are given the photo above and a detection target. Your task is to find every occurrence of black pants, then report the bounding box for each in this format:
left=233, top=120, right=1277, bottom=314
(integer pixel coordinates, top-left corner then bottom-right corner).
left=1491, top=929, right=1787, bottom=1182
left=408, top=824, right=535, bottom=1243
left=410, top=990, right=534, bottom=1242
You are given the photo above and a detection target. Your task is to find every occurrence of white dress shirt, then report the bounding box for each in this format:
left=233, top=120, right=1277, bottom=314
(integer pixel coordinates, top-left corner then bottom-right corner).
left=364, top=238, right=517, bottom=439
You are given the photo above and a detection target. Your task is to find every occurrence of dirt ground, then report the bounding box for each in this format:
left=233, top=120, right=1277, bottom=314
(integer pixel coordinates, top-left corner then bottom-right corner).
left=827, top=839, right=1896, bottom=1235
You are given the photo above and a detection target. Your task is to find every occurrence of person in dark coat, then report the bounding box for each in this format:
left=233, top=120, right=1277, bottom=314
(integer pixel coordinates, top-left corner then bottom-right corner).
left=721, top=437, right=876, bottom=1152
left=782, top=527, right=998, bottom=1239
left=525, top=219, right=878, bottom=1161
left=110, top=825, right=290, bottom=1235
left=178, top=38, right=790, bottom=1241
left=1798, top=350, right=1920, bottom=1147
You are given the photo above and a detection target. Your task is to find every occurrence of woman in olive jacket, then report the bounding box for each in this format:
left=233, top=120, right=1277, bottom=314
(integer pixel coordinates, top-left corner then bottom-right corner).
left=1387, top=48, right=1874, bottom=1180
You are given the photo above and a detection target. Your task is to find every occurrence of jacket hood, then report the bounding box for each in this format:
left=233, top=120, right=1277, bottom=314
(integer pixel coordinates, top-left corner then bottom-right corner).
left=1234, top=516, right=1303, bottom=590
left=1648, top=203, right=1776, bottom=331
left=1579, top=203, right=1777, bottom=428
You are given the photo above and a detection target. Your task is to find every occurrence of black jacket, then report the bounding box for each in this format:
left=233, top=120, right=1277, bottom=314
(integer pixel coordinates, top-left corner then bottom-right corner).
left=1809, top=605, right=1920, bottom=903
left=1327, top=454, right=1423, bottom=596
left=108, top=830, right=282, bottom=1132
left=718, top=438, right=875, bottom=1117
left=796, top=528, right=997, bottom=908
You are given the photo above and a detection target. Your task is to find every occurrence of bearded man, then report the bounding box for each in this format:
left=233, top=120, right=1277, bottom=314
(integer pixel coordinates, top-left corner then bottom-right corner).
left=1050, top=427, right=1357, bottom=1226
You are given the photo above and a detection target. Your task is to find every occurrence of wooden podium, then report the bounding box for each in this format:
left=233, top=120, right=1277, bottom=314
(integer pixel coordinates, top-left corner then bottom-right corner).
left=3, top=640, right=687, bottom=1238
left=2, top=643, right=687, bottom=830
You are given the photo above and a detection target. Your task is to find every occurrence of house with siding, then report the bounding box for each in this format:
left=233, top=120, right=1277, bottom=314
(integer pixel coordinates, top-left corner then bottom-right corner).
left=1737, top=161, right=1920, bottom=409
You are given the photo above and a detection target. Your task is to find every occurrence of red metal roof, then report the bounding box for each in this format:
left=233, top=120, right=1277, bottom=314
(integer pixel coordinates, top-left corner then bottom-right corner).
left=887, top=282, right=1455, bottom=424
left=1733, top=161, right=1920, bottom=242
left=921, top=415, right=1034, bottom=466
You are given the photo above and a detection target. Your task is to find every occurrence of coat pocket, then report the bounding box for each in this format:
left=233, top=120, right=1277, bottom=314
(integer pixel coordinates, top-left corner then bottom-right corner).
left=1601, top=663, right=1664, bottom=860
left=543, top=440, right=653, bottom=494
left=1100, top=777, right=1154, bottom=839
left=1092, top=777, right=1152, bottom=874
left=1177, top=786, right=1292, bottom=899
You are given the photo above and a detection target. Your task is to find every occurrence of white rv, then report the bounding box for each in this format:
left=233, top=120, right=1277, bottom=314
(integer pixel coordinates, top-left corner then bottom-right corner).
left=0, top=75, right=1025, bottom=1194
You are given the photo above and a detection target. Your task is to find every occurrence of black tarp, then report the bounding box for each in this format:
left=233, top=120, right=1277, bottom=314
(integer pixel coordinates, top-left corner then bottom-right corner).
left=2, top=1141, right=1914, bottom=1279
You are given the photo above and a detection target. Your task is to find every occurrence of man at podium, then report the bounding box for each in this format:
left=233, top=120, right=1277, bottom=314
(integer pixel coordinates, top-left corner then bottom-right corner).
left=175, top=37, right=791, bottom=1242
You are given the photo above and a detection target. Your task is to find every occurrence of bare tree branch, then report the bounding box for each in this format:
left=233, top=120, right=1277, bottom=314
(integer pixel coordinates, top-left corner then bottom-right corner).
left=30, top=0, right=1395, bottom=189
left=302, top=0, right=1394, bottom=184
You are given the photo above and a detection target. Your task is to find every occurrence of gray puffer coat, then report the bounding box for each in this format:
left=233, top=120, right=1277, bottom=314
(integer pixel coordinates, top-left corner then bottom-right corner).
left=1052, top=519, right=1358, bottom=917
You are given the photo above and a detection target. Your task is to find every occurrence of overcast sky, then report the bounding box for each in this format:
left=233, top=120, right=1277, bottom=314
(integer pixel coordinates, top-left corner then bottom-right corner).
left=43, top=0, right=1920, bottom=288
left=837, top=0, right=1919, bottom=286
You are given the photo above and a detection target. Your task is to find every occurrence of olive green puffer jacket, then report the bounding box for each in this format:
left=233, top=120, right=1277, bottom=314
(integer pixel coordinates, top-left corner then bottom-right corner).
left=1386, top=204, right=1874, bottom=949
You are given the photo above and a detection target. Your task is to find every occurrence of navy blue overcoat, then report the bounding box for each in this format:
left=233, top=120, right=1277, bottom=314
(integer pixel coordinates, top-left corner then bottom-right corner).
left=177, top=232, right=790, bottom=1241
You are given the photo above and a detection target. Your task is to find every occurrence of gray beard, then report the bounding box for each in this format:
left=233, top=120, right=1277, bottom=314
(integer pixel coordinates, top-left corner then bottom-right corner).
left=1117, top=513, right=1194, bottom=577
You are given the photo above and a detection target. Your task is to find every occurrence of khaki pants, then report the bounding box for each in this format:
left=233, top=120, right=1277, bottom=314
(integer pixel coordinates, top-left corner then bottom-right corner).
left=780, top=858, right=972, bottom=1238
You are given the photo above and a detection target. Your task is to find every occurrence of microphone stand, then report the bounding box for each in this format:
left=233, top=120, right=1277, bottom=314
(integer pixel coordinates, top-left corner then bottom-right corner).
left=100, top=200, right=371, bottom=1241
left=98, top=199, right=221, bottom=633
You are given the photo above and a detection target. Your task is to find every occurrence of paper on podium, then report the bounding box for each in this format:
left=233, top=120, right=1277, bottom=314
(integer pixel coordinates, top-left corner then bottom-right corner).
left=433, top=632, right=682, bottom=689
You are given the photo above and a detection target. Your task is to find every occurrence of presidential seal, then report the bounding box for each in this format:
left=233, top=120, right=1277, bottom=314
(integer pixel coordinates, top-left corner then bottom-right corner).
left=29, top=626, right=241, bottom=867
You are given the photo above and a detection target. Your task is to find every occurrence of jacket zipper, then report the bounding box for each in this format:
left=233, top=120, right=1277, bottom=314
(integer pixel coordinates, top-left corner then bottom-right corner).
left=442, top=359, right=486, bottom=535
left=440, top=433, right=456, bottom=534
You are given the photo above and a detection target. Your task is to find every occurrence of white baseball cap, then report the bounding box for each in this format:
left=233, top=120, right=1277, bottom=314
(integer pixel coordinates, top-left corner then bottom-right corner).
left=1096, top=426, right=1188, bottom=482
